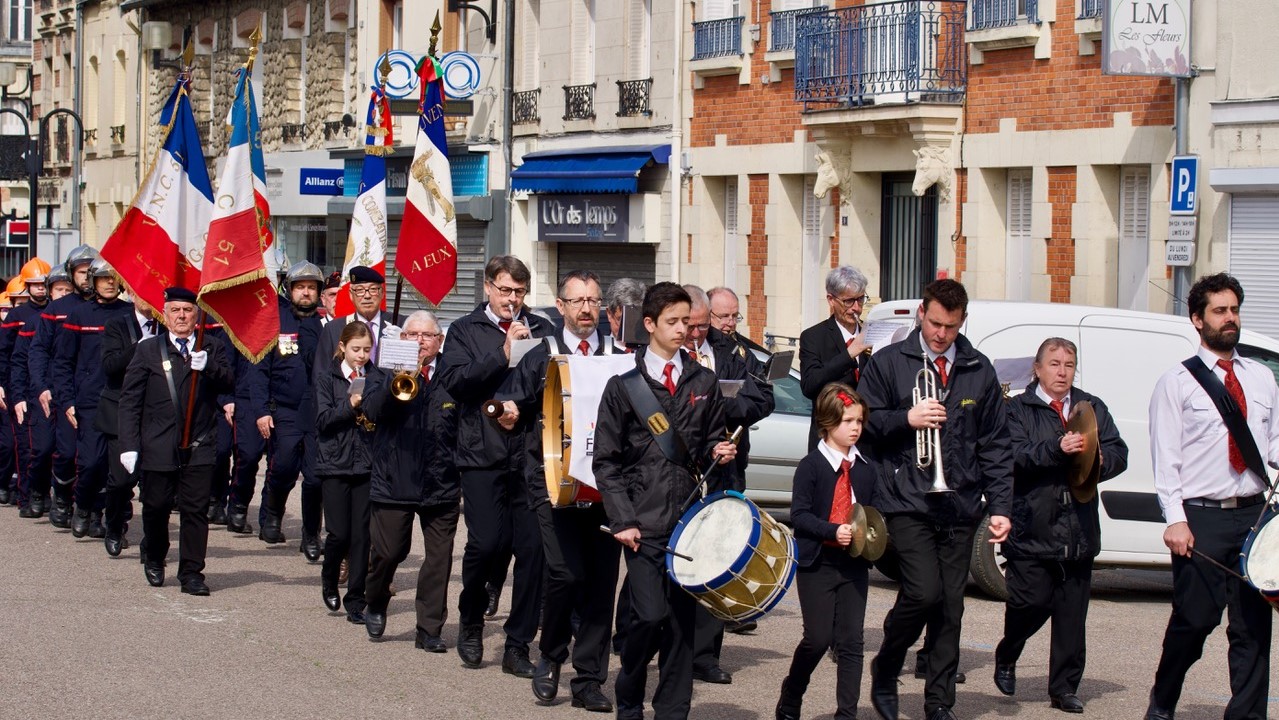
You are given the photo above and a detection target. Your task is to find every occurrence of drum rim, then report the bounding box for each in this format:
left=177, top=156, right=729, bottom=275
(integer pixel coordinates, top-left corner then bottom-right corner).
left=717, top=532, right=800, bottom=623
left=1241, top=508, right=1279, bottom=592
left=666, top=490, right=763, bottom=592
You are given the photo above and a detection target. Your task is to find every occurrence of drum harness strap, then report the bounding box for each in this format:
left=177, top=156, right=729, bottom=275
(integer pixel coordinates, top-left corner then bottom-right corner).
left=619, top=368, right=691, bottom=475
left=1182, top=357, right=1272, bottom=490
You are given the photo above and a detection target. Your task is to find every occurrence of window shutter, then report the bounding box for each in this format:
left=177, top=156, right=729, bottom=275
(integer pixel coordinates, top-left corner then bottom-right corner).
left=1120, top=167, right=1150, bottom=243
left=518, top=0, right=539, bottom=91
left=702, top=0, right=730, bottom=21
left=570, top=0, right=595, bottom=86
left=1008, top=169, right=1032, bottom=240
left=626, top=0, right=650, bottom=80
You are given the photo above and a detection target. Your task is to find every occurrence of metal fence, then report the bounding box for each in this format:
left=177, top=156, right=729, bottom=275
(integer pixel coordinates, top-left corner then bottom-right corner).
left=969, top=0, right=1038, bottom=29
left=769, top=6, right=827, bottom=53
left=512, top=89, right=539, bottom=125
left=616, top=78, right=653, bottom=117
left=692, top=16, right=744, bottom=60
left=794, top=1, right=967, bottom=109
left=563, top=83, right=596, bottom=121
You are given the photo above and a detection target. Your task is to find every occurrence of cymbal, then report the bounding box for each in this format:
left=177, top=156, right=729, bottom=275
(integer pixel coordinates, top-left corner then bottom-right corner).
left=846, top=503, right=868, bottom=557
left=1066, top=400, right=1102, bottom=503
left=861, top=506, right=889, bottom=561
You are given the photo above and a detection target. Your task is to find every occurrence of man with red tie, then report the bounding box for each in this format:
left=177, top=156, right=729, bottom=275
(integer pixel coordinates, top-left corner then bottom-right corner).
left=1145, top=274, right=1279, bottom=720
left=800, top=266, right=871, bottom=451
left=857, top=279, right=1013, bottom=720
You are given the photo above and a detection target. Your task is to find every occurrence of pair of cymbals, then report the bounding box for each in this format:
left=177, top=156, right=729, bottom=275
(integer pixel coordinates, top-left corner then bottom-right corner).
left=847, top=504, right=888, bottom=561
left=1066, top=400, right=1102, bottom=503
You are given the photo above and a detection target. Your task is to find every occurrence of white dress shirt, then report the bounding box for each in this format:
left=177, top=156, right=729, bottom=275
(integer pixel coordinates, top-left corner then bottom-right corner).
left=919, top=334, right=958, bottom=369
left=644, top=348, right=684, bottom=386
left=563, top=328, right=598, bottom=355
left=169, top=333, right=194, bottom=354
left=341, top=360, right=364, bottom=382
left=689, top=339, right=716, bottom=372
left=1034, top=384, right=1071, bottom=420
left=818, top=440, right=864, bottom=506
left=1149, top=346, right=1279, bottom=525
left=137, top=311, right=157, bottom=340
left=836, top=320, right=857, bottom=346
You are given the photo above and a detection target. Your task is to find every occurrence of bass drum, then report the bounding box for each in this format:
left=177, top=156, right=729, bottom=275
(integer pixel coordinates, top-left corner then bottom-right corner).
left=1240, top=506, right=1279, bottom=612
left=542, top=355, right=601, bottom=507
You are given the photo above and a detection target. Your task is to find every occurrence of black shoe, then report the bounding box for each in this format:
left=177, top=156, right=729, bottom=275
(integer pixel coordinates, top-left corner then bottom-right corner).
left=18, top=504, right=38, bottom=519
left=366, top=611, right=386, bottom=639
left=727, top=619, right=758, bottom=634
left=104, top=533, right=124, bottom=557
left=181, top=578, right=211, bottom=596
left=31, top=495, right=46, bottom=515
left=70, top=508, right=90, bottom=537
left=346, top=610, right=366, bottom=625
left=208, top=503, right=227, bottom=526
left=502, top=645, right=535, bottom=678
left=1051, top=694, right=1084, bottom=713
left=693, top=665, right=733, bottom=684
left=926, top=708, right=958, bottom=720
left=414, top=628, right=445, bottom=652
left=322, top=579, right=341, bottom=612
left=870, top=659, right=899, bottom=720
left=570, top=684, right=613, bottom=713
left=457, top=624, right=484, bottom=668
left=226, top=508, right=253, bottom=534
left=49, top=502, right=71, bottom=528
left=994, top=663, right=1016, bottom=696
left=300, top=531, right=321, bottom=563
left=485, top=582, right=501, bottom=617
left=1144, top=705, right=1174, bottom=720
left=775, top=710, right=800, bottom=720
left=143, top=561, right=165, bottom=587
left=531, top=657, right=561, bottom=702
left=258, top=514, right=285, bottom=544
left=0, top=487, right=10, bottom=504
left=87, top=511, right=105, bottom=538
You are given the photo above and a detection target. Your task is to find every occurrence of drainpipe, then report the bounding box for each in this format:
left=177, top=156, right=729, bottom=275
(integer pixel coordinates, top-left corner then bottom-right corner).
left=1171, top=76, right=1190, bottom=315
left=502, top=0, right=515, bottom=255
left=71, top=0, right=83, bottom=235
left=668, top=0, right=685, bottom=283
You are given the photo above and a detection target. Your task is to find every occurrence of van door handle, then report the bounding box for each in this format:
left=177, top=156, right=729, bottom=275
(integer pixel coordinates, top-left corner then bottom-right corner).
left=750, top=425, right=760, bottom=431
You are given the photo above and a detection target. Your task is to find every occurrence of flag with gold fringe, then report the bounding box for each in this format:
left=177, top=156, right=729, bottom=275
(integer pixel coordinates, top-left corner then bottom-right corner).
left=334, top=78, right=393, bottom=317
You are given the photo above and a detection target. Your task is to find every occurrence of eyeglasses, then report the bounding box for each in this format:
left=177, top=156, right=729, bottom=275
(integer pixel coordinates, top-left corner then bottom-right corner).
left=350, top=285, right=382, bottom=298
left=560, top=297, right=602, bottom=309
left=709, top=310, right=744, bottom=324
left=488, top=281, right=528, bottom=298
left=690, top=323, right=711, bottom=333
left=403, top=331, right=443, bottom=340
left=829, top=294, right=867, bottom=309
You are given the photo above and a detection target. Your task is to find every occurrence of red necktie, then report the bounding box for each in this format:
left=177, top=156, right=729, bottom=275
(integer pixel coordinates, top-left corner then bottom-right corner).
left=662, top=362, right=677, bottom=396
left=423, top=365, right=431, bottom=384
left=825, top=459, right=853, bottom=546
left=1218, top=359, right=1248, bottom=473
left=934, top=356, right=949, bottom=386
left=349, top=370, right=358, bottom=380
left=1049, top=399, right=1066, bottom=427
left=499, top=320, right=512, bottom=332
left=578, top=340, right=590, bottom=356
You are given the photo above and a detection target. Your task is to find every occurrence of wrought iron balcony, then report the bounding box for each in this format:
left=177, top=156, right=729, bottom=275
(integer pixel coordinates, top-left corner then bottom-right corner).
left=281, top=123, right=306, bottom=144
left=616, top=79, right=653, bottom=118
left=770, top=6, right=826, bottom=53
left=969, top=0, right=1037, bottom=29
left=513, top=89, right=539, bottom=125
left=83, top=128, right=97, bottom=145
left=1078, top=0, right=1102, bottom=18
left=692, top=16, right=744, bottom=60
left=794, top=1, right=967, bottom=110
left=109, top=124, right=125, bottom=144
left=563, top=83, right=595, bottom=121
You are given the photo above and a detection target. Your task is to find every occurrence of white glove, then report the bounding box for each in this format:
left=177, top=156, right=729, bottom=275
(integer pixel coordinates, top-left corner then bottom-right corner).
left=189, top=350, right=208, bottom=371
left=120, top=451, right=138, bottom=475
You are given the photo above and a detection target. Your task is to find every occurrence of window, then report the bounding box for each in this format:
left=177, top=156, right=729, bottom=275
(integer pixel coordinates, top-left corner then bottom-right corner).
left=392, top=1, right=403, bottom=49
left=724, top=178, right=740, bottom=291
left=624, top=0, right=650, bottom=80
left=702, top=0, right=742, bottom=21
left=802, top=176, right=824, bottom=326
left=1005, top=169, right=1032, bottom=300
left=112, top=51, right=127, bottom=129
left=1117, top=166, right=1150, bottom=311
left=517, top=0, right=539, bottom=91
left=85, top=57, right=99, bottom=133
left=8, top=0, right=31, bottom=42
left=570, top=0, right=594, bottom=86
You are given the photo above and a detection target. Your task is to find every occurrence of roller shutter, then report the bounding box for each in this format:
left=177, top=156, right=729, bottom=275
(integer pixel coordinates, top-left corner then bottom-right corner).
left=556, top=242, right=656, bottom=290
left=1229, top=195, right=1279, bottom=339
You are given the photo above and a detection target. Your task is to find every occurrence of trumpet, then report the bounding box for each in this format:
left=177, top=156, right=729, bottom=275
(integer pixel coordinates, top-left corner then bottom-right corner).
left=356, top=410, right=376, bottom=432
left=914, top=353, right=954, bottom=494
left=390, top=368, right=420, bottom=402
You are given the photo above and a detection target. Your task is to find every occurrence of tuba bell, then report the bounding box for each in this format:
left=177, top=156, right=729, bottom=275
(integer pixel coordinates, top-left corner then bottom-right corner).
left=390, top=369, right=420, bottom=402
left=914, top=352, right=954, bottom=494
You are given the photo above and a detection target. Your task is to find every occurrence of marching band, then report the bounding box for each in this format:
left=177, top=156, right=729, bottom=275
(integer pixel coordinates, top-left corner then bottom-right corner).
left=1, top=248, right=1277, bottom=720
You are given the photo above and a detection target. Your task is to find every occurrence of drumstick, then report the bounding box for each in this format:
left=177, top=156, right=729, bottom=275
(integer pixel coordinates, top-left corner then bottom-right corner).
left=482, top=399, right=504, bottom=418
left=597, top=525, right=693, bottom=561
left=679, top=426, right=746, bottom=513
left=1190, top=546, right=1250, bottom=584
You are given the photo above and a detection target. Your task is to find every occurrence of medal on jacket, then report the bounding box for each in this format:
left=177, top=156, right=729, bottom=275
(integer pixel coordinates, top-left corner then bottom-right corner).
left=278, top=334, right=298, bottom=355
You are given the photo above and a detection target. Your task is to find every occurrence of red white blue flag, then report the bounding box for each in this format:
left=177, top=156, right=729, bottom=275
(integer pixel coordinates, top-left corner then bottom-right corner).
left=335, top=84, right=393, bottom=317
left=394, top=56, right=456, bottom=305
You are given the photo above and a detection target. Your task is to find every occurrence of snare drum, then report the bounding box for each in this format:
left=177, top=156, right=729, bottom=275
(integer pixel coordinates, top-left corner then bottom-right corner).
left=666, top=491, right=797, bottom=623
left=1240, top=507, right=1279, bottom=610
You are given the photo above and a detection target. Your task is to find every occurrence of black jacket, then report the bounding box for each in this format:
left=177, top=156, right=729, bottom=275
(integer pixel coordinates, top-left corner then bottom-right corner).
left=1003, top=382, right=1129, bottom=560
left=858, top=329, right=1013, bottom=523
left=52, top=298, right=135, bottom=411
left=363, top=359, right=460, bottom=507
left=437, top=303, right=554, bottom=472
left=800, top=315, right=869, bottom=450
left=313, top=357, right=378, bottom=477
left=790, top=448, right=877, bottom=568
left=117, top=331, right=235, bottom=471
left=593, top=348, right=727, bottom=537
left=705, top=327, right=775, bottom=488
left=3, top=300, right=47, bottom=401
left=245, top=297, right=323, bottom=425
left=95, top=313, right=145, bottom=437
left=313, top=311, right=405, bottom=379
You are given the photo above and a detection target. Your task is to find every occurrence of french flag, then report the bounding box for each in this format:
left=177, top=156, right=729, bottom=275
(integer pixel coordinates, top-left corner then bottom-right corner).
left=395, top=55, right=456, bottom=305
left=335, top=85, right=393, bottom=317
left=197, top=66, right=280, bottom=361
left=100, top=72, right=211, bottom=313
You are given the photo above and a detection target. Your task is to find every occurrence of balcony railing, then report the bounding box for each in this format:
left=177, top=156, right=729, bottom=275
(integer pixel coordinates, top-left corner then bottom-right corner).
left=969, top=0, right=1037, bottom=29
left=281, top=123, right=306, bottom=144
left=512, top=89, right=539, bottom=125
left=1078, top=0, right=1102, bottom=18
left=794, top=1, right=967, bottom=109
left=770, top=6, right=827, bottom=53
left=563, top=83, right=596, bottom=121
left=692, top=17, right=744, bottom=60
left=616, top=78, right=653, bottom=118
left=110, top=124, right=125, bottom=144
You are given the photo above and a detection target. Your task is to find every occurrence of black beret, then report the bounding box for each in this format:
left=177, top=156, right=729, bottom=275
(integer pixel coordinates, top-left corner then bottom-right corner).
left=325, top=271, right=342, bottom=290
left=164, top=286, right=198, bottom=304
left=348, top=266, right=385, bottom=285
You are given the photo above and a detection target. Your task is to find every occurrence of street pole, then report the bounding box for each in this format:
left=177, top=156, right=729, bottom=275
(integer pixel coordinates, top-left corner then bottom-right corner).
left=1171, top=76, right=1191, bottom=315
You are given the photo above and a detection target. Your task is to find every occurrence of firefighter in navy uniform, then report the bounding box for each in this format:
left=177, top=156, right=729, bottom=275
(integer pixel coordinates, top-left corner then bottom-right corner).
left=29, top=245, right=96, bottom=527
left=99, top=304, right=158, bottom=556
left=3, top=274, right=41, bottom=515
left=9, top=270, right=61, bottom=517
left=251, top=261, right=325, bottom=557
left=52, top=259, right=135, bottom=538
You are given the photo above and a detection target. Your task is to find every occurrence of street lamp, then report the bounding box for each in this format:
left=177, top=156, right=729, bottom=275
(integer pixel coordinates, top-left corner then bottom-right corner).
left=0, top=61, right=37, bottom=257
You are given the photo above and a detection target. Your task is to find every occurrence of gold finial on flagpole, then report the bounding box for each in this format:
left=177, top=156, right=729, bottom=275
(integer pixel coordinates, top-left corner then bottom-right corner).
left=246, top=24, right=262, bottom=72
left=378, top=54, right=392, bottom=89
left=181, top=38, right=195, bottom=70
left=428, top=11, right=442, bottom=59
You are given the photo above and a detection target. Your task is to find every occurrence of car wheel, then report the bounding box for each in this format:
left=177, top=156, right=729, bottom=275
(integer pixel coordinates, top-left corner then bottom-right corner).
left=970, top=514, right=1009, bottom=601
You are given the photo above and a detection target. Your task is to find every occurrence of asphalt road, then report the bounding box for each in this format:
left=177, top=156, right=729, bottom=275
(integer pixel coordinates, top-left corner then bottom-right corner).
left=0, top=498, right=1273, bottom=720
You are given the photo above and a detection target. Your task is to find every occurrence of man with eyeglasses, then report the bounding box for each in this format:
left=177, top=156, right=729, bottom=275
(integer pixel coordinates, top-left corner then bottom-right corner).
left=707, top=286, right=768, bottom=361
left=437, top=254, right=554, bottom=677
left=800, top=266, right=872, bottom=452
left=314, top=265, right=402, bottom=377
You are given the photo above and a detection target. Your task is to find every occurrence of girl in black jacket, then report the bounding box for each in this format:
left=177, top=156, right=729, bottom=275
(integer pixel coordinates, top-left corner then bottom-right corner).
left=315, top=321, right=379, bottom=623
left=777, top=382, right=876, bottom=720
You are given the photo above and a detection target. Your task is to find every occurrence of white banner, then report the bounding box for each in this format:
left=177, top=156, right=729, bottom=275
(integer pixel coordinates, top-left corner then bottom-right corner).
left=566, top=354, right=637, bottom=488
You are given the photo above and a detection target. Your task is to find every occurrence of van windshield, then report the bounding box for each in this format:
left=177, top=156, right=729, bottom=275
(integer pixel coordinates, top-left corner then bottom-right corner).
left=1238, top=344, right=1279, bottom=387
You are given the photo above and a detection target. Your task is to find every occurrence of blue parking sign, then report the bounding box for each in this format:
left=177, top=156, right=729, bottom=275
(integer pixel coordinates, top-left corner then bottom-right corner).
left=1170, top=155, right=1198, bottom=215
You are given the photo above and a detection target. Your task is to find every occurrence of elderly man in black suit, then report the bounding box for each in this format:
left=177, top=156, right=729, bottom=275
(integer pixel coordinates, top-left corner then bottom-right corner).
left=117, top=287, right=234, bottom=595
left=800, top=266, right=871, bottom=451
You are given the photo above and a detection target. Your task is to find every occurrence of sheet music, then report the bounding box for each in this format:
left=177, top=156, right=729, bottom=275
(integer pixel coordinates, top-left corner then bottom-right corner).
left=718, top=379, right=745, bottom=398
left=508, top=338, right=542, bottom=368
left=377, top=338, right=421, bottom=371
left=861, top=321, right=903, bottom=347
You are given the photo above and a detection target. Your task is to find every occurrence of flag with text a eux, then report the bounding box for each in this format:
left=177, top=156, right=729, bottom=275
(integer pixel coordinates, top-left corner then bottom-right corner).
left=335, top=85, right=393, bottom=318
left=100, top=72, right=211, bottom=313
left=198, top=67, right=280, bottom=362
left=395, top=55, right=456, bottom=305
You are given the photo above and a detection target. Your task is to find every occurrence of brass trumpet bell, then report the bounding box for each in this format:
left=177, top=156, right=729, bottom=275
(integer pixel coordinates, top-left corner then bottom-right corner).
left=391, top=371, right=419, bottom=401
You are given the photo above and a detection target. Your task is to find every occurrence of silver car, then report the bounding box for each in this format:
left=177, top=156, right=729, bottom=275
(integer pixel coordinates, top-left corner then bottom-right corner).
left=742, top=356, right=811, bottom=523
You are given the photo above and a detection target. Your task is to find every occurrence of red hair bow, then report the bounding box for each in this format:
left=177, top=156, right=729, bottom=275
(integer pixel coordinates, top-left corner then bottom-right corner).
left=836, top=391, right=854, bottom=407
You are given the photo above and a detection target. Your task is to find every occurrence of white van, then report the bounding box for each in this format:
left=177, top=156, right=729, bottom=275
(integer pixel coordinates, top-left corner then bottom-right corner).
left=864, top=300, right=1279, bottom=598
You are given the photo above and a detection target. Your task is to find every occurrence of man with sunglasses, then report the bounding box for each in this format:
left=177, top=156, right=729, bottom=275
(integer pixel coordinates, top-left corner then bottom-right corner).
left=800, top=266, right=872, bottom=451
left=438, top=254, right=554, bottom=677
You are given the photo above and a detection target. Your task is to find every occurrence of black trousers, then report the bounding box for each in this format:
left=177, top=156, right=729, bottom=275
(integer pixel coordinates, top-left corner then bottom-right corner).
left=615, top=539, right=697, bottom=720
left=73, top=406, right=108, bottom=511
left=22, top=405, right=53, bottom=503
left=207, top=415, right=233, bottom=506
left=458, top=468, right=543, bottom=648
left=230, top=407, right=264, bottom=510
left=264, top=413, right=321, bottom=536
left=1150, top=504, right=1272, bottom=719
left=996, top=557, right=1094, bottom=696
left=692, top=606, right=726, bottom=672
left=365, top=501, right=460, bottom=635
left=781, top=547, right=870, bottom=720
left=141, top=465, right=213, bottom=583
left=536, top=502, right=620, bottom=692
left=321, top=473, right=370, bottom=613
left=0, top=408, right=15, bottom=495
left=874, top=514, right=976, bottom=714
left=103, top=435, right=138, bottom=535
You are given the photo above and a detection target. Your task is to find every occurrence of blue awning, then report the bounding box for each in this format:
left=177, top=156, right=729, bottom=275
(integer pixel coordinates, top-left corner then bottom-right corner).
left=511, top=144, right=671, bottom=194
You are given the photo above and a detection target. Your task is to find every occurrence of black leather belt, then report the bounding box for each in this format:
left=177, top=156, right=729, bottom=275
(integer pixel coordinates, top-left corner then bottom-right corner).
left=1184, top=493, right=1265, bottom=509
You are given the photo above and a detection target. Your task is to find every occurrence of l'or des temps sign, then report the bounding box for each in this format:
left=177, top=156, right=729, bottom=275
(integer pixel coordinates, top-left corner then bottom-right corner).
left=538, top=195, right=630, bottom=242
left=1103, top=0, right=1192, bottom=78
